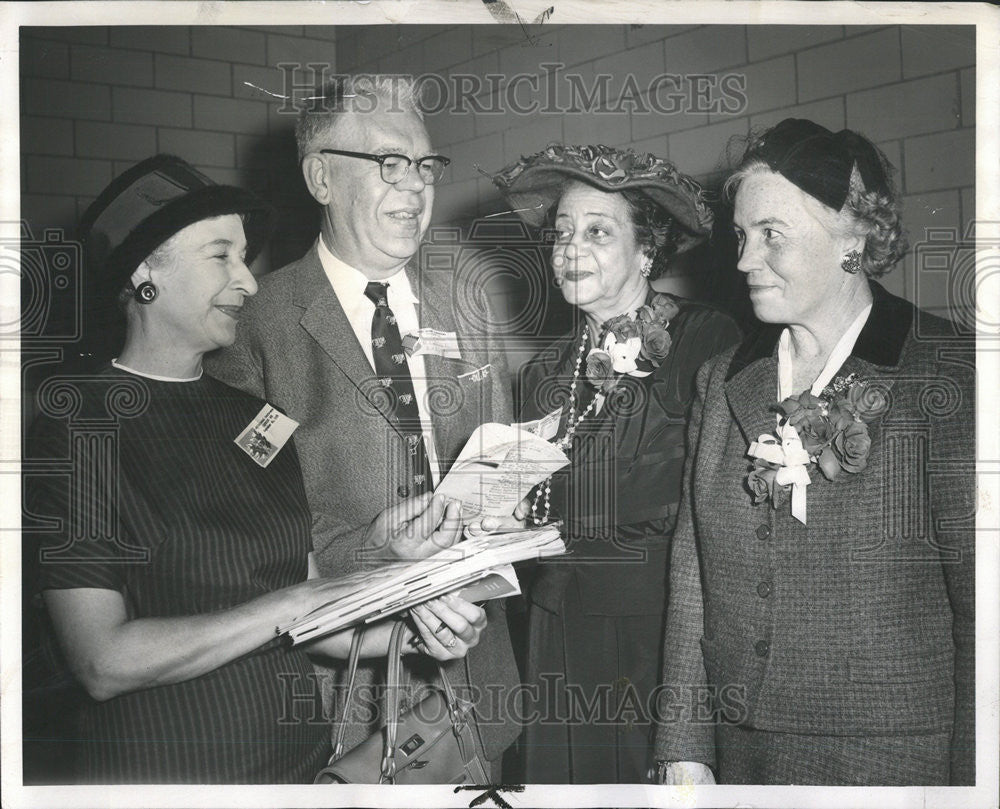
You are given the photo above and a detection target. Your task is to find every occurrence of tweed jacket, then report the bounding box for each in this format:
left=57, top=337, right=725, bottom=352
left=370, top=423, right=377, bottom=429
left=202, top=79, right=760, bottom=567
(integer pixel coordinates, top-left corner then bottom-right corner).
left=205, top=241, right=520, bottom=761
left=654, top=282, right=975, bottom=785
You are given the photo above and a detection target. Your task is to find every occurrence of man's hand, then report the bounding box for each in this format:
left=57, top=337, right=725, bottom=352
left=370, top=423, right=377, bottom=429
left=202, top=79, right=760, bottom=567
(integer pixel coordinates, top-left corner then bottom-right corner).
left=362, top=493, right=463, bottom=562
left=658, top=761, right=715, bottom=785
left=465, top=496, right=531, bottom=538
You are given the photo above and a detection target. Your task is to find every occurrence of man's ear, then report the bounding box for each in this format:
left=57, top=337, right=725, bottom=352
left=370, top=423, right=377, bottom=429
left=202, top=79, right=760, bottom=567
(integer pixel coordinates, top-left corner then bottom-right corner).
left=302, top=154, right=331, bottom=206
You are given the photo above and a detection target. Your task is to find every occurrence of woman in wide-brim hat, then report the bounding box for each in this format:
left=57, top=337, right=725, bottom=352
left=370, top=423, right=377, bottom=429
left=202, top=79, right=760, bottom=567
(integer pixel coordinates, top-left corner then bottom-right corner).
left=24, top=154, right=484, bottom=784
left=493, top=144, right=741, bottom=784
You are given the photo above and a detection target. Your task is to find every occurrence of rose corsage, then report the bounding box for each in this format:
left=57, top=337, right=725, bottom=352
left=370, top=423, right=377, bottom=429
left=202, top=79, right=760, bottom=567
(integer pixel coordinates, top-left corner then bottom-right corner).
left=584, top=293, right=678, bottom=394
left=529, top=294, right=679, bottom=526
left=746, top=374, right=887, bottom=516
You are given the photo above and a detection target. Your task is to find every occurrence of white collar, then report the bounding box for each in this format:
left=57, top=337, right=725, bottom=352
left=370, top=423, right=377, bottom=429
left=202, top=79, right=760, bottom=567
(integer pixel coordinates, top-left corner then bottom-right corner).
left=111, top=358, right=203, bottom=382
left=316, top=235, right=418, bottom=304
left=777, top=303, right=873, bottom=401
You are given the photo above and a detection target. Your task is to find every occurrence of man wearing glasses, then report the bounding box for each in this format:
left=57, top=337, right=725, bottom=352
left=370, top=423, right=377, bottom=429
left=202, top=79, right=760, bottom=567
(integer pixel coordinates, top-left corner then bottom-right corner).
left=206, top=75, right=520, bottom=781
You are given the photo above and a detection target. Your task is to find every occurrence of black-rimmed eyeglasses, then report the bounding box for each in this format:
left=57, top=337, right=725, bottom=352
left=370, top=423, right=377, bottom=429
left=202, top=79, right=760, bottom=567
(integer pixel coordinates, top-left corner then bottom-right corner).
left=318, top=149, right=451, bottom=185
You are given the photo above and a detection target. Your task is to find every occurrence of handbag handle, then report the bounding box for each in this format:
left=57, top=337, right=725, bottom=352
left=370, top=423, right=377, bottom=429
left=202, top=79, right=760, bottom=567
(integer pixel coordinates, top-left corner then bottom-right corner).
left=331, top=625, right=365, bottom=762
left=327, top=619, right=476, bottom=784
left=385, top=624, right=477, bottom=782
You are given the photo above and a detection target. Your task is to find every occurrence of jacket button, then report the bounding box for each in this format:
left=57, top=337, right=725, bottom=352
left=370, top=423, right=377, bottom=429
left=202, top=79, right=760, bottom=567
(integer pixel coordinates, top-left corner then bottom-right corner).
left=755, top=524, right=771, bottom=540
left=397, top=484, right=410, bottom=498
left=757, top=581, right=772, bottom=598
left=754, top=639, right=770, bottom=657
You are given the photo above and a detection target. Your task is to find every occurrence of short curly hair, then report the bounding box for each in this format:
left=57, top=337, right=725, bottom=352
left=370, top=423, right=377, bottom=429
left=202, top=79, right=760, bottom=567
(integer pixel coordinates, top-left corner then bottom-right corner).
left=724, top=155, right=907, bottom=278
left=543, top=181, right=680, bottom=281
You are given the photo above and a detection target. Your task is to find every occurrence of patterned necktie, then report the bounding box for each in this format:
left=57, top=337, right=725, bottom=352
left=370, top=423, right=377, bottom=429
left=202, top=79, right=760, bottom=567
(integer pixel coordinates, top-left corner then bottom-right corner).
left=364, top=281, right=433, bottom=496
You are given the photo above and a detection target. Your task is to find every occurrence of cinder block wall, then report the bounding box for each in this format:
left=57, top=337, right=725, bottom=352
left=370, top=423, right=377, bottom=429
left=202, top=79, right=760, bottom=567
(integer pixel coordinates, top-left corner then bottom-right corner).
left=20, top=24, right=975, bottom=321
left=337, top=24, right=975, bottom=320
left=20, top=25, right=338, bottom=272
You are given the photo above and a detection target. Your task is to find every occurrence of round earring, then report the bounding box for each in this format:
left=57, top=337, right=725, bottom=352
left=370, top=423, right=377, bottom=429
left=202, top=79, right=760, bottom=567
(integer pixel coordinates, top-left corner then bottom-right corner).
left=639, top=256, right=653, bottom=278
left=134, top=281, right=158, bottom=304
left=841, top=250, right=862, bottom=274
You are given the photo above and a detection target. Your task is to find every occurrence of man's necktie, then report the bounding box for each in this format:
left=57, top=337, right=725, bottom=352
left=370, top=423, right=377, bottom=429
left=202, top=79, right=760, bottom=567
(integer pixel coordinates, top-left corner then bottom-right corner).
left=364, top=281, right=433, bottom=496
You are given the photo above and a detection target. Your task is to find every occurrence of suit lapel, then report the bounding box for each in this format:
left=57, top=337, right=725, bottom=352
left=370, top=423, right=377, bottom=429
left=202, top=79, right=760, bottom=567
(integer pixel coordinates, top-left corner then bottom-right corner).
left=294, top=243, right=402, bottom=434
left=725, top=352, right=781, bottom=446
left=410, top=258, right=456, bottom=407
left=723, top=281, right=912, bottom=445
left=406, top=258, right=499, bottom=468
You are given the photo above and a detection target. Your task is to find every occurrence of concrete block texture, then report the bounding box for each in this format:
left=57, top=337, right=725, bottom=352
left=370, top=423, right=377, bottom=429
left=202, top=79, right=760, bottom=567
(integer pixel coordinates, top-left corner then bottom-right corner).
left=797, top=28, right=901, bottom=102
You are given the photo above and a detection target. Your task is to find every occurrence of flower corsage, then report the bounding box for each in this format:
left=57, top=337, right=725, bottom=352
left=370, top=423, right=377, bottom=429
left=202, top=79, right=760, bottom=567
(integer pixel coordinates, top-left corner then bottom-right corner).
left=584, top=293, right=679, bottom=394
left=746, top=374, right=887, bottom=513
left=529, top=294, right=679, bottom=526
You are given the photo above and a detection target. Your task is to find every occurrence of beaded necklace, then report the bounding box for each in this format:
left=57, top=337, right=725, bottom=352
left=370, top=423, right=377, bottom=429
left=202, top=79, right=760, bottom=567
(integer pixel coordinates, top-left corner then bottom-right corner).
left=530, top=325, right=603, bottom=526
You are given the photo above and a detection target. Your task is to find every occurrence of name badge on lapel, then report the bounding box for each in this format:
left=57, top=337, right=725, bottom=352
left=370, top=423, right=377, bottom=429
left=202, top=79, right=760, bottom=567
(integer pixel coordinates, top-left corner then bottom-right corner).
left=234, top=404, right=299, bottom=467
left=401, top=328, right=462, bottom=359
left=458, top=363, right=491, bottom=383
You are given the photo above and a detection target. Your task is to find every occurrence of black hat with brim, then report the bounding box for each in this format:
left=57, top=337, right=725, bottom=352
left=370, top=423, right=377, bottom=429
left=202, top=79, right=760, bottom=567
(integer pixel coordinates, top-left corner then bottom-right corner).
left=79, top=154, right=274, bottom=298
left=492, top=144, right=714, bottom=254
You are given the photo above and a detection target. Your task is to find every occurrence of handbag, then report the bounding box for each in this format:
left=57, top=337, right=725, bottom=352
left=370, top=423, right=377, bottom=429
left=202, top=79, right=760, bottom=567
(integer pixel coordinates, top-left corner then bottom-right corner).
left=315, top=621, right=489, bottom=785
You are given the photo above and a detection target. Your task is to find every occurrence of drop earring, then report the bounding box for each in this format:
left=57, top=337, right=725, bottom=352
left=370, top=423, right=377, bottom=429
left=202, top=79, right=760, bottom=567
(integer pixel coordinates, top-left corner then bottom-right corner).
left=639, top=256, right=653, bottom=278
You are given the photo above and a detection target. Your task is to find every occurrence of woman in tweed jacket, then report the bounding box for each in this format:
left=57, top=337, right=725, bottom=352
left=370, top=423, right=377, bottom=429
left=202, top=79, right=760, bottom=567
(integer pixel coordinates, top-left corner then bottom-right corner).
left=654, top=120, right=975, bottom=786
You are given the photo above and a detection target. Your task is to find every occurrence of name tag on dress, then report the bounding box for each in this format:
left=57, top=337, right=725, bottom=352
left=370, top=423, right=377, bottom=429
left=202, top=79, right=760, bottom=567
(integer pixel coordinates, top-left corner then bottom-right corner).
left=234, top=404, right=299, bottom=467
left=402, top=328, right=462, bottom=359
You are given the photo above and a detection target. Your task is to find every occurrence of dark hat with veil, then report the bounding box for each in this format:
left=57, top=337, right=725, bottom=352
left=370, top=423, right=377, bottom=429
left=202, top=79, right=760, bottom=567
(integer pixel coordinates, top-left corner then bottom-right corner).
left=492, top=143, right=713, bottom=254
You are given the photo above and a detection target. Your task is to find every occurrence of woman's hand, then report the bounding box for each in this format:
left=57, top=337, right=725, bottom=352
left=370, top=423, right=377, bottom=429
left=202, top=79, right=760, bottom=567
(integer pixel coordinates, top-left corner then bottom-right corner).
left=465, top=496, right=531, bottom=538
left=406, top=594, right=487, bottom=661
left=362, top=492, right=463, bottom=561
left=276, top=576, right=363, bottom=625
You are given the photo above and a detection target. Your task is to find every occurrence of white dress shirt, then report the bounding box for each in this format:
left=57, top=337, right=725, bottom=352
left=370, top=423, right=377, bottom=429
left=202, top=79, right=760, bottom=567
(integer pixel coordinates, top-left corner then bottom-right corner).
left=317, top=235, right=440, bottom=485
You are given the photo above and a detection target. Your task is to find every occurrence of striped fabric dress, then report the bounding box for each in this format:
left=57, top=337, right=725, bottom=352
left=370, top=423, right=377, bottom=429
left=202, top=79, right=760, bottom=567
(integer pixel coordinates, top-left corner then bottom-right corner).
left=27, top=366, right=330, bottom=783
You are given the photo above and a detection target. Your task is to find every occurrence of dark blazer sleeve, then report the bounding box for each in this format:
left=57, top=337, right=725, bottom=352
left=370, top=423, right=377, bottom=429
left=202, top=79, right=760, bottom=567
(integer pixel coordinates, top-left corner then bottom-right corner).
left=653, top=355, right=722, bottom=768
left=929, top=341, right=976, bottom=785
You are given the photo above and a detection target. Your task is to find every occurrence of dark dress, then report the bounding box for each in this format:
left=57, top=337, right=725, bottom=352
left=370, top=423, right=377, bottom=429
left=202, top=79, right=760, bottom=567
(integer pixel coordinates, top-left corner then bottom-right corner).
left=515, top=296, right=741, bottom=783
left=24, top=366, right=329, bottom=783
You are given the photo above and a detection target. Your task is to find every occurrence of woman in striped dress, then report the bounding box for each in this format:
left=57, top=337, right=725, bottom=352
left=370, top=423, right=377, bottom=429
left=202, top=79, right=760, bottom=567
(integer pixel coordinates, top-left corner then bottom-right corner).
left=25, top=155, right=483, bottom=783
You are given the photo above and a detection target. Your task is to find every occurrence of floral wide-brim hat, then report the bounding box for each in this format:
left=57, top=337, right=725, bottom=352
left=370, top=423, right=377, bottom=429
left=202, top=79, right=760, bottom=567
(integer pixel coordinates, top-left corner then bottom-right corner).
left=492, top=143, right=714, bottom=254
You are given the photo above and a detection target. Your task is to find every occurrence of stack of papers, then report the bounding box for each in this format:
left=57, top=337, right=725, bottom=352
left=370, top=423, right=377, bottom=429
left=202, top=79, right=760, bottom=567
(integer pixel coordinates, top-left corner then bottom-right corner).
left=434, top=423, right=570, bottom=520
left=278, top=525, right=565, bottom=645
